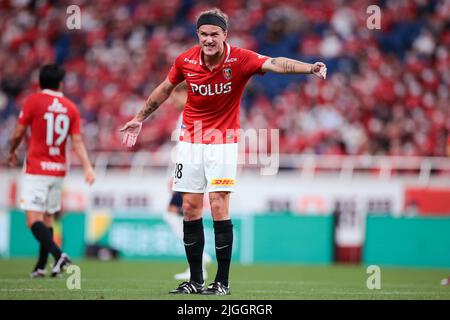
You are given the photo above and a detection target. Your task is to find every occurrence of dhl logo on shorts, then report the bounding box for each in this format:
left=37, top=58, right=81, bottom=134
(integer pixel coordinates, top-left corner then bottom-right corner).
left=211, top=179, right=235, bottom=186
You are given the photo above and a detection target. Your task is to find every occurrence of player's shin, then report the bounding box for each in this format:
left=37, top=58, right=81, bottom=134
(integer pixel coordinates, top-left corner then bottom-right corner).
left=213, top=219, right=233, bottom=286
left=30, top=221, right=62, bottom=261
left=183, top=218, right=205, bottom=284
left=33, top=227, right=53, bottom=271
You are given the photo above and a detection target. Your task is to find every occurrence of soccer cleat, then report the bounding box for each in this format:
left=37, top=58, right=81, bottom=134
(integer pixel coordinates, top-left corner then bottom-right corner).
left=201, top=282, right=230, bottom=295
left=51, top=253, right=71, bottom=277
left=174, top=267, right=208, bottom=281
left=169, top=281, right=204, bottom=294
left=30, top=268, right=46, bottom=278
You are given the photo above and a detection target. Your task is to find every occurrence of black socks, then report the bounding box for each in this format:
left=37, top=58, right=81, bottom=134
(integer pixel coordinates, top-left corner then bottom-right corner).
left=183, top=218, right=234, bottom=287
left=183, top=218, right=205, bottom=284
left=213, top=219, right=233, bottom=287
left=31, top=222, right=61, bottom=262
left=34, top=227, right=53, bottom=270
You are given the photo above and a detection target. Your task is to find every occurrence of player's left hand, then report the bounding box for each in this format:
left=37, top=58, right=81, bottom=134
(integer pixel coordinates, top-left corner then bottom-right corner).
left=311, top=62, right=327, bottom=79
left=84, top=166, right=96, bottom=186
left=120, top=119, right=142, bottom=147
left=7, top=152, right=18, bottom=167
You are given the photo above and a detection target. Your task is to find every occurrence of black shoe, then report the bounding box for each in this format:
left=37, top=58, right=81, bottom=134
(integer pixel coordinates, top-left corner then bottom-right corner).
left=51, top=253, right=71, bottom=277
left=202, top=282, right=230, bottom=295
left=169, top=281, right=204, bottom=294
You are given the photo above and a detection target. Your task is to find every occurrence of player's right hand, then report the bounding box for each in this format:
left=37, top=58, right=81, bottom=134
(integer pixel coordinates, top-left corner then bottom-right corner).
left=7, top=152, right=18, bottom=167
left=120, top=119, right=142, bottom=147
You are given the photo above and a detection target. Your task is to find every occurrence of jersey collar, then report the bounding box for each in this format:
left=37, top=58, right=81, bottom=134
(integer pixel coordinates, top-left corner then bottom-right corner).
left=42, top=89, right=64, bottom=97
left=199, top=42, right=231, bottom=70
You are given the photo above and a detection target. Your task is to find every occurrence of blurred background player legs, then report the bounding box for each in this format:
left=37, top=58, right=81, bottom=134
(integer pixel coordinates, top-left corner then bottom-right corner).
left=164, top=191, right=211, bottom=280
left=21, top=175, right=70, bottom=278
left=21, top=175, right=71, bottom=278
left=30, top=213, right=54, bottom=277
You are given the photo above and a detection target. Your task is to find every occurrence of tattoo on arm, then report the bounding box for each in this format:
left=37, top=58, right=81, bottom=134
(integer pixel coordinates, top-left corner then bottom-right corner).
left=282, top=61, right=296, bottom=73
left=269, top=57, right=317, bottom=74
left=137, top=99, right=160, bottom=121
left=270, top=58, right=296, bottom=73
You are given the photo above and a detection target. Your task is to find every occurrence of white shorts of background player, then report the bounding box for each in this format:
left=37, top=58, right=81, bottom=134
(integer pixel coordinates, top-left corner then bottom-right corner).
left=20, top=174, right=64, bottom=213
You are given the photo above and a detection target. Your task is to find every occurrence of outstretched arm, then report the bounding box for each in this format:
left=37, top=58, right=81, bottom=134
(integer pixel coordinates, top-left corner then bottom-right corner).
left=262, top=57, right=327, bottom=79
left=71, top=134, right=95, bottom=185
left=120, top=77, right=177, bottom=147
left=7, top=124, right=27, bottom=166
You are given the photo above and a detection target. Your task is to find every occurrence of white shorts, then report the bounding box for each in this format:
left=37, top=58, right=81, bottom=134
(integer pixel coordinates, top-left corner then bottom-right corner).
left=20, top=174, right=64, bottom=214
left=172, top=142, right=238, bottom=193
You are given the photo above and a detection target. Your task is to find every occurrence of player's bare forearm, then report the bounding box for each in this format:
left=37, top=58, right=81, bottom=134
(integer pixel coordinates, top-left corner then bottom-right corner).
left=262, top=57, right=312, bottom=74
left=135, top=78, right=176, bottom=122
left=71, top=135, right=93, bottom=170
left=8, top=124, right=26, bottom=154
left=135, top=98, right=161, bottom=122
left=262, top=57, right=327, bottom=79
left=72, top=134, right=95, bottom=185
left=9, top=136, right=22, bottom=154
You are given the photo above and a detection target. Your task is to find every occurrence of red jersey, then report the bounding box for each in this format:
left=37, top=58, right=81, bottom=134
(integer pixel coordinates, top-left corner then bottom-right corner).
left=168, top=43, right=269, bottom=144
left=18, top=89, right=81, bottom=177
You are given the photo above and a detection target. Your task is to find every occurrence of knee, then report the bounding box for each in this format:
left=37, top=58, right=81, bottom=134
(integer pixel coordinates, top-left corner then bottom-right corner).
left=26, top=216, right=38, bottom=229
left=209, top=193, right=229, bottom=218
left=43, top=214, right=54, bottom=228
left=182, top=200, right=202, bottom=216
left=25, top=211, right=44, bottom=229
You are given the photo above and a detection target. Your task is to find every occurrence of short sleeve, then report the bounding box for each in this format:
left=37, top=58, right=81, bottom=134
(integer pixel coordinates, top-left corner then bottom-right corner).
left=241, top=49, right=269, bottom=76
left=18, top=95, right=34, bottom=126
left=168, top=55, right=185, bottom=85
left=69, top=105, right=81, bottom=135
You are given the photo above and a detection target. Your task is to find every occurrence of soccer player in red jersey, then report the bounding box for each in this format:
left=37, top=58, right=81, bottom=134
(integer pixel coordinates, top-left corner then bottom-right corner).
left=8, top=64, right=95, bottom=278
left=121, top=8, right=327, bottom=295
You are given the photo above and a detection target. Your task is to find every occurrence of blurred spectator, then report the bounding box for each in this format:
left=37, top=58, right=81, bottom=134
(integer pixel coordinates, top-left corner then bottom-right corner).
left=1, top=0, right=449, bottom=165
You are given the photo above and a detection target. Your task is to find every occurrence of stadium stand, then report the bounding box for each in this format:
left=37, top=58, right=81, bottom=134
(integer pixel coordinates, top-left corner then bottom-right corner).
left=0, top=0, right=449, bottom=162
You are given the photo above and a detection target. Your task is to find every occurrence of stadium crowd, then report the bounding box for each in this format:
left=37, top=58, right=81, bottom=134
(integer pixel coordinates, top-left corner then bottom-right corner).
left=1, top=0, right=449, bottom=163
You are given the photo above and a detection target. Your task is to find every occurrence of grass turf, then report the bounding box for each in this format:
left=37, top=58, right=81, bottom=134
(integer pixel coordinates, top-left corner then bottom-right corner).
left=0, top=259, right=449, bottom=300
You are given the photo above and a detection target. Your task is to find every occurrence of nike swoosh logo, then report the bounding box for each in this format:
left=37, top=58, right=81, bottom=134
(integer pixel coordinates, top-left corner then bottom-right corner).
left=187, top=73, right=197, bottom=77
left=184, top=242, right=197, bottom=246
left=215, top=245, right=229, bottom=250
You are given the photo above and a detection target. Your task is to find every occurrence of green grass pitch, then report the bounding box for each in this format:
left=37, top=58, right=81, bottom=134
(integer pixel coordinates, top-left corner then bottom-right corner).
left=0, top=259, right=449, bottom=300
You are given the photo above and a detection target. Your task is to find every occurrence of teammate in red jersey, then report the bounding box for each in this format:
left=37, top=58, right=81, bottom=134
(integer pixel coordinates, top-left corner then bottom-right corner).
left=121, top=8, right=326, bottom=295
left=8, top=64, right=95, bottom=278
